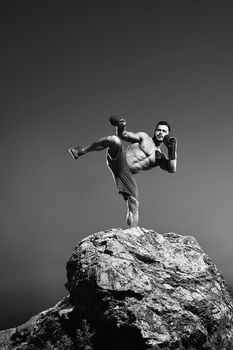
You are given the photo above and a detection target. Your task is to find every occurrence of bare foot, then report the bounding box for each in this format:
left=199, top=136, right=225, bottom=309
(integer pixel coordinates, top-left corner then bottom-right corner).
left=69, top=146, right=85, bottom=159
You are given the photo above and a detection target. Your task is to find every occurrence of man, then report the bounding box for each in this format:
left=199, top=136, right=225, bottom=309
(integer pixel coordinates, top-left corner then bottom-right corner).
left=69, top=116, right=177, bottom=227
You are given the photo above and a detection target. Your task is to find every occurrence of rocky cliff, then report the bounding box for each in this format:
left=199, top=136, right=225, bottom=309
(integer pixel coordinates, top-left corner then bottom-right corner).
left=1, top=227, right=233, bottom=350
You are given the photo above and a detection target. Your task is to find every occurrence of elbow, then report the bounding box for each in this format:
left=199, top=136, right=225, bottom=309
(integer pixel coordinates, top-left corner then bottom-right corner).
left=168, top=167, right=176, bottom=173
left=168, top=159, right=177, bottom=173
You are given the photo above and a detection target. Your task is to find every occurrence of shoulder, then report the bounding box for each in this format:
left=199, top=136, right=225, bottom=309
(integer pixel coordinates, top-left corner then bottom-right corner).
left=136, top=132, right=150, bottom=140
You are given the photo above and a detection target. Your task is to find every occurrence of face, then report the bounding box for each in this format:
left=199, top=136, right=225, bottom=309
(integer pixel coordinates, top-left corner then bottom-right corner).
left=154, top=124, right=169, bottom=141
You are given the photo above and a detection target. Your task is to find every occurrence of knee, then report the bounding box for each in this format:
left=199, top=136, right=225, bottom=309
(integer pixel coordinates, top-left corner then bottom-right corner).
left=106, top=135, right=121, bottom=147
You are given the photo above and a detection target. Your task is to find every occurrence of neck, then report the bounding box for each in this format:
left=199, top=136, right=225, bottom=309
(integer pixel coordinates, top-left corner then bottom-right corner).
left=153, top=136, right=162, bottom=147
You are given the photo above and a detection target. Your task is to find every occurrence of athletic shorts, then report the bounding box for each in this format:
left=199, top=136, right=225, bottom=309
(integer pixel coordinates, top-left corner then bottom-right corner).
left=106, top=146, right=138, bottom=200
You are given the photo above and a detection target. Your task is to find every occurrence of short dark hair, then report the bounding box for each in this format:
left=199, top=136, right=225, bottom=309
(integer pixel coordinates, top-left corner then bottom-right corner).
left=155, top=121, right=171, bottom=133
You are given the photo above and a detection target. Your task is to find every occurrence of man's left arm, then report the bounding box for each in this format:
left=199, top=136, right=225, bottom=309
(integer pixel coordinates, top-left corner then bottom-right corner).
left=157, top=136, right=177, bottom=173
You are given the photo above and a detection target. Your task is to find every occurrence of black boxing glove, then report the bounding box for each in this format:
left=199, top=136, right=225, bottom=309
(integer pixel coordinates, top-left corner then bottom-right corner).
left=109, top=115, right=126, bottom=133
left=155, top=150, right=166, bottom=160
left=109, top=115, right=126, bottom=127
left=163, top=134, right=171, bottom=147
left=168, top=137, right=177, bottom=160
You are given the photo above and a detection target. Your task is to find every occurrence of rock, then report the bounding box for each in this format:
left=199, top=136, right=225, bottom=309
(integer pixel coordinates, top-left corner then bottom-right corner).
left=1, top=227, right=233, bottom=349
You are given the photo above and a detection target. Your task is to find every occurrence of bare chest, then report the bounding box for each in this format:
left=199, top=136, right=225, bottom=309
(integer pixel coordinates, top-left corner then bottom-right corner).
left=126, top=142, right=159, bottom=170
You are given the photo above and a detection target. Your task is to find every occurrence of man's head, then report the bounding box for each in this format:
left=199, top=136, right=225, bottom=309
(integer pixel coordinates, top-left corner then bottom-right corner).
left=154, top=121, right=171, bottom=143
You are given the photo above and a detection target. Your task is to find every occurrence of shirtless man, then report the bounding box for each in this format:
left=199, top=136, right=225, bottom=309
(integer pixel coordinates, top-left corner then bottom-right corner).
left=69, top=117, right=177, bottom=227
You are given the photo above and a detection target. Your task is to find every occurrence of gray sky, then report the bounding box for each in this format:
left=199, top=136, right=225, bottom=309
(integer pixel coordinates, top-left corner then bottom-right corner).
left=1, top=0, right=233, bottom=329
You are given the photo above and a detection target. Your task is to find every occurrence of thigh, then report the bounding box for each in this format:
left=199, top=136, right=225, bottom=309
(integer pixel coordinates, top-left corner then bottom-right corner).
left=106, top=135, right=122, bottom=158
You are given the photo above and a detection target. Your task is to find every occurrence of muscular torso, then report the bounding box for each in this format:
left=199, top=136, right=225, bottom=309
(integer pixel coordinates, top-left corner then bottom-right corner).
left=126, top=134, right=161, bottom=174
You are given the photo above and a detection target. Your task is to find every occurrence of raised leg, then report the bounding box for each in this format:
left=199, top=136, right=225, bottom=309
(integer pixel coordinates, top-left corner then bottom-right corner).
left=126, top=195, right=139, bottom=228
left=69, top=135, right=121, bottom=159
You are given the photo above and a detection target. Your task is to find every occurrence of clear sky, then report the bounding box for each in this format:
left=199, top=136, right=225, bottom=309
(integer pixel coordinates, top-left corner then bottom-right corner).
left=1, top=0, right=233, bottom=329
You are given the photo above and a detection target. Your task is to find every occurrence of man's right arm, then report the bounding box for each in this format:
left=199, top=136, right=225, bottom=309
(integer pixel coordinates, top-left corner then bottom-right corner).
left=118, top=128, right=142, bottom=143
left=118, top=127, right=150, bottom=145
left=109, top=115, right=146, bottom=143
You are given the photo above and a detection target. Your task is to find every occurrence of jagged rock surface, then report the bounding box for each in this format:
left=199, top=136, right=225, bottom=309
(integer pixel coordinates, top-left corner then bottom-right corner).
left=1, top=227, right=233, bottom=350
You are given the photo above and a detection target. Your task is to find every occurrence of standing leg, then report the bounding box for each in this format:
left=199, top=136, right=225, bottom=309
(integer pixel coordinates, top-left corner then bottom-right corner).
left=126, top=195, right=139, bottom=228
left=69, top=135, right=121, bottom=159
